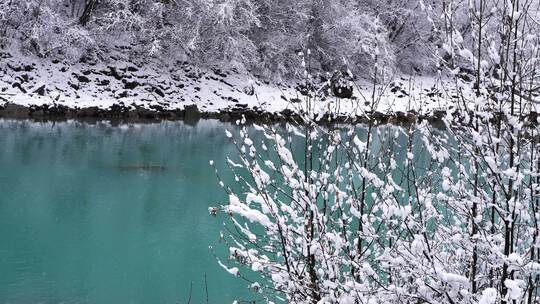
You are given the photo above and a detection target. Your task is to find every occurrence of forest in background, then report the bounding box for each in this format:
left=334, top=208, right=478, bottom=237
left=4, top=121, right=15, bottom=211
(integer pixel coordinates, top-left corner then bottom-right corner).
left=0, top=0, right=496, bottom=81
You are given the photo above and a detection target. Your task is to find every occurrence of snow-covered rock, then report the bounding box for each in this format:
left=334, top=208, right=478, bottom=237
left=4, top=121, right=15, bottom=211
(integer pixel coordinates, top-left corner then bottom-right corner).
left=0, top=50, right=485, bottom=122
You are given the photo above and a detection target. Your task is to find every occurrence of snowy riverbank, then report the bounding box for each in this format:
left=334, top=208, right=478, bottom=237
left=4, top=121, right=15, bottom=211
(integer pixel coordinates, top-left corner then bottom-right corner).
left=0, top=49, right=474, bottom=123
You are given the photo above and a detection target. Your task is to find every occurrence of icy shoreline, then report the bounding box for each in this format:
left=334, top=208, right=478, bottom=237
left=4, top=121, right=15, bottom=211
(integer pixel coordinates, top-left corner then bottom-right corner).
left=0, top=50, right=471, bottom=124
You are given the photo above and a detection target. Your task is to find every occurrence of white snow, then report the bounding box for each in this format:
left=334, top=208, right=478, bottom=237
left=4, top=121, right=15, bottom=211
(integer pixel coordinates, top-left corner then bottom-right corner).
left=0, top=52, right=503, bottom=118
left=218, top=260, right=240, bottom=277
left=479, top=288, right=498, bottom=304
left=504, top=279, right=524, bottom=301
left=226, top=194, right=273, bottom=228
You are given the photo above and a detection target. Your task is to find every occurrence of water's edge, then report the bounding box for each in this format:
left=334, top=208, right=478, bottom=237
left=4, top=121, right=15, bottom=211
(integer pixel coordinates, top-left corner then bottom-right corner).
left=0, top=102, right=441, bottom=125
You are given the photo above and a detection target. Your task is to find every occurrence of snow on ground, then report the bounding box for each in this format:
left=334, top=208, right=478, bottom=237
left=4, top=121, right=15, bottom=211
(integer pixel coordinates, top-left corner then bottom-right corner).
left=0, top=49, right=475, bottom=118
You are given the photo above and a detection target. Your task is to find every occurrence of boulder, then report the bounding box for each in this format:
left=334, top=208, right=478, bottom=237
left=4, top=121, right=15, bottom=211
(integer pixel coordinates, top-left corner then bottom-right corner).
left=7, top=63, right=33, bottom=72
left=330, top=71, right=354, bottom=99
left=76, top=74, right=91, bottom=83
left=124, top=81, right=140, bottom=90
left=332, top=85, right=353, bottom=99
left=184, top=104, right=200, bottom=125
left=12, top=82, right=26, bottom=93
left=152, top=87, right=165, bottom=97
left=34, top=85, right=46, bottom=96
left=97, top=79, right=110, bottom=86
left=103, top=66, right=123, bottom=80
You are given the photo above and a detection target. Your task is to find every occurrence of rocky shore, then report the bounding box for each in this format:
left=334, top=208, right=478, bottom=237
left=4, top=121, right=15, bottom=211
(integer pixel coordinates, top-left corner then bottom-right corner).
left=0, top=47, right=475, bottom=125
left=0, top=101, right=454, bottom=127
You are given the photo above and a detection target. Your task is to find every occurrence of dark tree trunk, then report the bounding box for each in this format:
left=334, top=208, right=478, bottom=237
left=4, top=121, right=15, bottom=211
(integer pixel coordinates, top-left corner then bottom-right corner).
left=79, top=0, right=97, bottom=26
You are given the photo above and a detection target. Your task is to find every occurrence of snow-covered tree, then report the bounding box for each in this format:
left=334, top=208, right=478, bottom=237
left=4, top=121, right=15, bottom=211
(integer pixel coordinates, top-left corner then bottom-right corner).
left=0, top=0, right=413, bottom=78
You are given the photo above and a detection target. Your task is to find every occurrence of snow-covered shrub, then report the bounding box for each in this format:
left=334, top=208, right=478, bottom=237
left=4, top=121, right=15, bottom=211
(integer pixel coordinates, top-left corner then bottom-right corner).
left=207, top=64, right=462, bottom=303
left=210, top=73, right=540, bottom=304
left=209, top=1, right=540, bottom=302
left=209, top=87, right=482, bottom=303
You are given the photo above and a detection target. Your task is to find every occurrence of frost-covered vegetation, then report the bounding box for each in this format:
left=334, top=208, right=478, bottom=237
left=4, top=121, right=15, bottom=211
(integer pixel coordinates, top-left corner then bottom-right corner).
left=0, top=0, right=460, bottom=80
left=209, top=0, right=540, bottom=303
left=1, top=0, right=539, bottom=82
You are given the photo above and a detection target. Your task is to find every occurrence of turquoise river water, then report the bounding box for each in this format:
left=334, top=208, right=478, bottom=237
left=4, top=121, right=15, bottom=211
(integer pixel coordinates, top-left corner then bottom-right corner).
left=0, top=119, right=256, bottom=304
left=0, top=118, right=434, bottom=304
